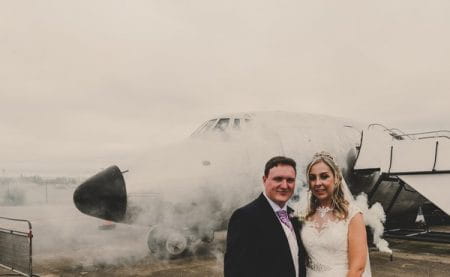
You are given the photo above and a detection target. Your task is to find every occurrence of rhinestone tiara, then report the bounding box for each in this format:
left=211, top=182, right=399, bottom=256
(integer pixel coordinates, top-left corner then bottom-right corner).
left=312, top=151, right=336, bottom=162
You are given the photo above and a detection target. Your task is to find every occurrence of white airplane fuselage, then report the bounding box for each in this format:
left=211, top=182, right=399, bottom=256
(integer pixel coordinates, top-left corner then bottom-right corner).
left=74, top=111, right=434, bottom=256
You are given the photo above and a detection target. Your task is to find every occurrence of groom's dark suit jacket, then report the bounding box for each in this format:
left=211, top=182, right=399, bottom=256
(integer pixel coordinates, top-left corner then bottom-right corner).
left=224, top=193, right=307, bottom=277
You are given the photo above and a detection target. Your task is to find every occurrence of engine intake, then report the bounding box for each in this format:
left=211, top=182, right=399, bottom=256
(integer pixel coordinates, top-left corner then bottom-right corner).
left=73, top=165, right=127, bottom=222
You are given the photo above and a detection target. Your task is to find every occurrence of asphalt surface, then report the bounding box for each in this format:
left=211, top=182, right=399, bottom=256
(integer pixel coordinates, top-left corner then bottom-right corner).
left=1, top=232, right=449, bottom=277
left=1, top=204, right=449, bottom=276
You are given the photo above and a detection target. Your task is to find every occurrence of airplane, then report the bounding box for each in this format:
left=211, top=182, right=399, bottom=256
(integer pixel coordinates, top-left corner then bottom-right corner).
left=73, top=111, right=450, bottom=257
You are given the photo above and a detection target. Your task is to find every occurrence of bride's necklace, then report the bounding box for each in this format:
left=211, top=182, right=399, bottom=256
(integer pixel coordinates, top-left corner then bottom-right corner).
left=317, top=206, right=332, bottom=218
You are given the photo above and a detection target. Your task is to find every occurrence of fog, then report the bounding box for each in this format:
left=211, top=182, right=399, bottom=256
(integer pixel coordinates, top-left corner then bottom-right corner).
left=1, top=0, right=449, bottom=273
left=355, top=194, right=391, bottom=254
left=1, top=112, right=385, bottom=267
left=1, top=0, right=450, bottom=176
left=0, top=178, right=150, bottom=267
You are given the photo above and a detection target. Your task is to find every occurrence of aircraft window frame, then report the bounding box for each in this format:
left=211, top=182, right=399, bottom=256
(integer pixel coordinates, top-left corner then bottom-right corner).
left=191, top=119, right=217, bottom=136
left=202, top=119, right=218, bottom=132
left=191, top=115, right=252, bottom=137
left=233, top=118, right=241, bottom=129
left=213, top=118, right=230, bottom=131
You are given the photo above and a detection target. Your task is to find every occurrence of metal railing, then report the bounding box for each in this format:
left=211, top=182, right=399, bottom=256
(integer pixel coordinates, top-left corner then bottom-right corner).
left=368, top=123, right=450, bottom=140
left=0, top=216, right=34, bottom=277
left=395, top=130, right=450, bottom=140
left=367, top=123, right=413, bottom=139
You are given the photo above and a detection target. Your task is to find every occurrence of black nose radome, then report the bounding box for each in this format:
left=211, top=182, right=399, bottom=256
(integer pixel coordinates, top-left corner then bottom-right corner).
left=73, top=165, right=127, bottom=222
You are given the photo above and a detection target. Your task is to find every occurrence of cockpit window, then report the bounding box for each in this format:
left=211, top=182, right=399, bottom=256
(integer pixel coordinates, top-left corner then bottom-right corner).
left=214, top=118, right=230, bottom=131
left=233, top=119, right=240, bottom=129
left=203, top=119, right=217, bottom=132
left=190, top=115, right=252, bottom=137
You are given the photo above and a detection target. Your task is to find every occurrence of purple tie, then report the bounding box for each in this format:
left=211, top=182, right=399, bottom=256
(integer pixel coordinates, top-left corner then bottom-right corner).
left=276, top=210, right=294, bottom=232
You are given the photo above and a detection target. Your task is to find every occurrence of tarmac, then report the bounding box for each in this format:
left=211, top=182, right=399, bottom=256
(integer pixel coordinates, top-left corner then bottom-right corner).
left=1, top=230, right=449, bottom=277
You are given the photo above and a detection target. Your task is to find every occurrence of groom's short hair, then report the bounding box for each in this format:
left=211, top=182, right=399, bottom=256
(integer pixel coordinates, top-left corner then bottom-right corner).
left=264, top=156, right=297, bottom=177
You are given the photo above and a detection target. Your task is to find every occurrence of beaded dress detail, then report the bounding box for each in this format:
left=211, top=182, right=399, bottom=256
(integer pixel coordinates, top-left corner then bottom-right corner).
left=300, top=203, right=371, bottom=277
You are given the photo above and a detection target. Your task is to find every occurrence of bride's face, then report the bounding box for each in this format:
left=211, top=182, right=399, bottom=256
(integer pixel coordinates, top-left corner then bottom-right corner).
left=308, top=161, right=335, bottom=205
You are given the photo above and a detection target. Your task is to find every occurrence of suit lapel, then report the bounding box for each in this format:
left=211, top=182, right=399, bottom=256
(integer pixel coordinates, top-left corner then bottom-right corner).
left=257, top=194, right=298, bottom=242
left=257, top=194, right=296, bottom=275
left=256, top=194, right=285, bottom=235
left=288, top=206, right=302, bottom=242
left=288, top=205, right=307, bottom=276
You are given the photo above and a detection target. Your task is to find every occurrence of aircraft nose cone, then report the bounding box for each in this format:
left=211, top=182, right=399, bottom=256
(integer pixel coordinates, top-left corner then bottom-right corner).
left=73, top=165, right=127, bottom=222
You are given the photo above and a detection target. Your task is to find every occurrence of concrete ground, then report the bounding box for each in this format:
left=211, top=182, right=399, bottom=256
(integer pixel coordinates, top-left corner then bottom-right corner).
left=1, top=232, right=449, bottom=276
left=0, top=240, right=450, bottom=277
left=369, top=238, right=450, bottom=277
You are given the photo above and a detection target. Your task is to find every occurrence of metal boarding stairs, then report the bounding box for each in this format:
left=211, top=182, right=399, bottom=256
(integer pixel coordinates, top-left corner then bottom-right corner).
left=354, top=124, right=450, bottom=243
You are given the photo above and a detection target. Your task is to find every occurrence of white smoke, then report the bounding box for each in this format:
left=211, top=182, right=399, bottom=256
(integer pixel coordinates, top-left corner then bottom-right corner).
left=292, top=190, right=392, bottom=255
left=354, top=193, right=392, bottom=254
left=0, top=180, right=150, bottom=269
left=119, top=112, right=366, bottom=260
left=0, top=112, right=391, bottom=271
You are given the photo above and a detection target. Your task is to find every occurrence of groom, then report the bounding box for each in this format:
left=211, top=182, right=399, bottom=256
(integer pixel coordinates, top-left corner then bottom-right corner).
left=224, top=156, right=306, bottom=277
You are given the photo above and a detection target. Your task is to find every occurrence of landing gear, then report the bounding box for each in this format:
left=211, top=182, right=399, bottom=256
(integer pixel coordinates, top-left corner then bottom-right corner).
left=146, top=225, right=215, bottom=258
left=165, top=231, right=188, bottom=256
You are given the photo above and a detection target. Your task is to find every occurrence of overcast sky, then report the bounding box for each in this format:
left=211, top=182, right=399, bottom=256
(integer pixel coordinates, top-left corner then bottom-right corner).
left=1, top=1, right=449, bottom=176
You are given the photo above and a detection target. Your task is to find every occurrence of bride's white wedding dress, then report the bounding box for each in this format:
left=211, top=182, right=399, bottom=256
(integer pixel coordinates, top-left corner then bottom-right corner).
left=300, top=203, right=372, bottom=277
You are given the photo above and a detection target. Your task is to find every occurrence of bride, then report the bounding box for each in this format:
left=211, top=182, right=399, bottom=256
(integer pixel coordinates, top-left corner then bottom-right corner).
left=299, top=152, right=371, bottom=277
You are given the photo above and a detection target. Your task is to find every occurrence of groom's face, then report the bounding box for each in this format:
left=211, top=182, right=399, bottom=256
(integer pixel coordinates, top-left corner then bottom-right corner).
left=263, top=164, right=296, bottom=208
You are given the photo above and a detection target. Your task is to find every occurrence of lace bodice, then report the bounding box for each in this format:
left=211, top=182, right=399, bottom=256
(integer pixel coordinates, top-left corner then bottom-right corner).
left=300, top=203, right=370, bottom=277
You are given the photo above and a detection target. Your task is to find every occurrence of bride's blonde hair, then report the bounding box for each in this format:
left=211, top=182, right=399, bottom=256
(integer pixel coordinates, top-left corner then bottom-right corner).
left=305, top=151, right=349, bottom=220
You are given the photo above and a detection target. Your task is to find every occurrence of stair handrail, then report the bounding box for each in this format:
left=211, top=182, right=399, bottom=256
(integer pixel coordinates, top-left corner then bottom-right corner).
left=368, top=124, right=450, bottom=140
left=394, top=130, right=450, bottom=140
left=367, top=123, right=413, bottom=139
